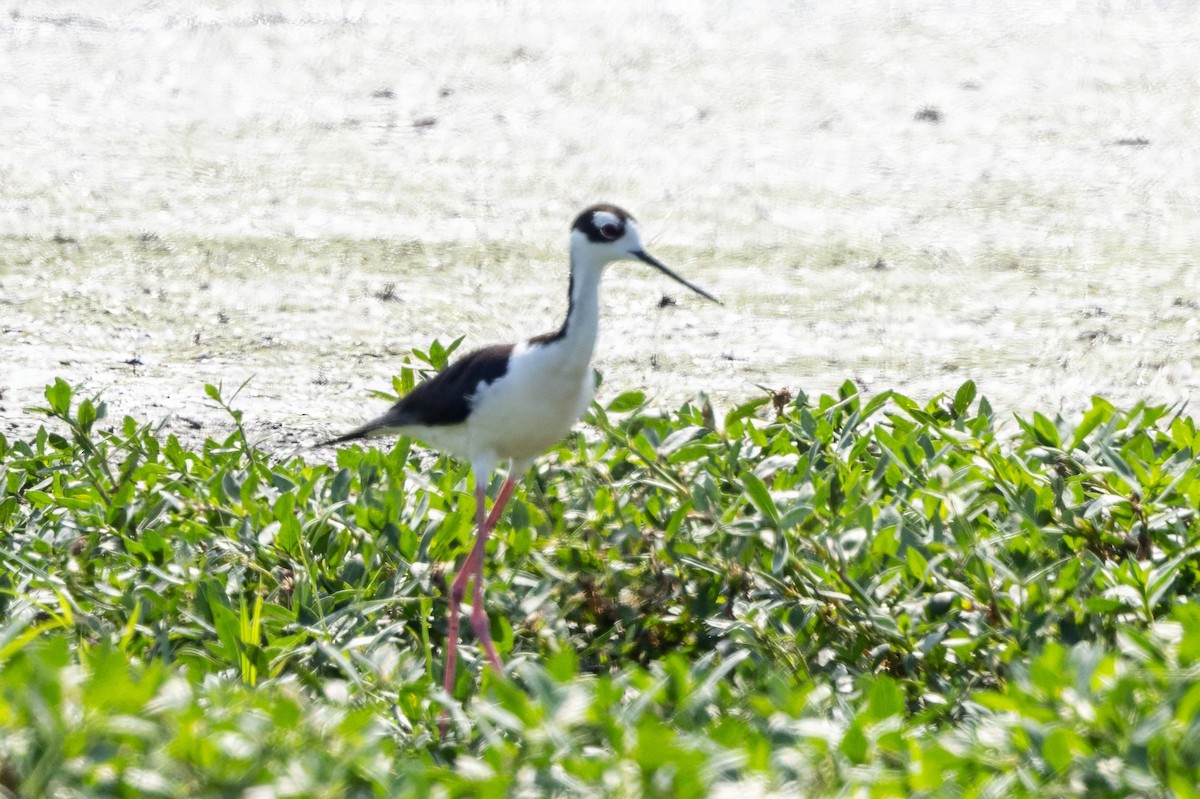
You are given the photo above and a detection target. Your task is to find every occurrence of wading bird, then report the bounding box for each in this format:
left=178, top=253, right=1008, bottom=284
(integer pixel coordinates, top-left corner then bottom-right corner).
left=323, top=204, right=719, bottom=698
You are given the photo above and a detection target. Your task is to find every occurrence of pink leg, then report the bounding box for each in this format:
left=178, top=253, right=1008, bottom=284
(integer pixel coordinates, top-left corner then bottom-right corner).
left=443, top=481, right=488, bottom=698
left=443, top=475, right=519, bottom=687
left=468, top=476, right=518, bottom=673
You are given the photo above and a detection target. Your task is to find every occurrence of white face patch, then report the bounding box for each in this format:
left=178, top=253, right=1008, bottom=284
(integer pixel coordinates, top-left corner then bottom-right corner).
left=592, top=210, right=621, bottom=232
left=591, top=210, right=624, bottom=242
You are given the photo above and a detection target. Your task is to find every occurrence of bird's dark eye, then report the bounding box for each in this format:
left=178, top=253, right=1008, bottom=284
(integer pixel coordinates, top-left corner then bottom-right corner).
left=598, top=222, right=621, bottom=240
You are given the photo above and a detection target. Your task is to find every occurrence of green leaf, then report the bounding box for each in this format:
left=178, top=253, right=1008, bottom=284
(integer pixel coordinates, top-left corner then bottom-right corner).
left=906, top=547, right=929, bottom=582
left=1041, top=727, right=1084, bottom=773
left=953, top=380, right=976, bottom=417
left=221, top=471, right=242, bottom=504
left=860, top=389, right=895, bottom=420
left=546, top=647, right=578, bottom=682
left=838, top=379, right=860, bottom=404
left=330, top=468, right=352, bottom=503
left=24, top=490, right=55, bottom=507
left=1032, top=412, right=1061, bottom=448
left=840, top=721, right=869, bottom=764
left=865, top=676, right=904, bottom=721
left=1175, top=603, right=1200, bottom=667
left=628, top=431, right=659, bottom=464
left=771, top=531, right=789, bottom=575
left=725, top=396, right=770, bottom=430
left=1071, top=396, right=1115, bottom=450
left=392, top=366, right=416, bottom=396
left=607, top=390, right=646, bottom=413
left=741, top=472, right=779, bottom=527
left=1170, top=773, right=1200, bottom=799
left=211, top=603, right=242, bottom=665
left=658, top=426, right=703, bottom=456
left=45, top=378, right=72, bottom=416
left=76, top=397, right=97, bottom=433
left=1098, top=439, right=1140, bottom=491
left=779, top=502, right=813, bottom=530
left=429, top=338, right=446, bottom=368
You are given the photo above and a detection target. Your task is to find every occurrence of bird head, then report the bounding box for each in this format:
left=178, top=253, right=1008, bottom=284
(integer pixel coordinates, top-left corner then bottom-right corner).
left=569, top=204, right=720, bottom=304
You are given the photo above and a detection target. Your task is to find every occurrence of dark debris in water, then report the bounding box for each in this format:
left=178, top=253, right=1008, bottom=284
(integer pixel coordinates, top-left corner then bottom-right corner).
left=913, top=106, right=943, bottom=123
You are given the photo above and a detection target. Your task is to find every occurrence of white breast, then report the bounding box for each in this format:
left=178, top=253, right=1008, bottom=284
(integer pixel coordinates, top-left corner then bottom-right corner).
left=466, top=340, right=595, bottom=465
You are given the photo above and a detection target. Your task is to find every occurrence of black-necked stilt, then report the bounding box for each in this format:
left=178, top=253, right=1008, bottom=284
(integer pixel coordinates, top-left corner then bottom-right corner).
left=323, top=203, right=719, bottom=699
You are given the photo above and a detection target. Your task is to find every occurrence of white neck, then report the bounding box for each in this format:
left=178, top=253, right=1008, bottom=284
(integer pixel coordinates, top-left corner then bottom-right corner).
left=525, top=243, right=608, bottom=369
left=558, top=253, right=604, bottom=363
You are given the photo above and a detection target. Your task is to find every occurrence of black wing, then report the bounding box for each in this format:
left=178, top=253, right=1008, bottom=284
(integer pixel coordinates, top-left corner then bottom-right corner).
left=322, top=343, right=514, bottom=445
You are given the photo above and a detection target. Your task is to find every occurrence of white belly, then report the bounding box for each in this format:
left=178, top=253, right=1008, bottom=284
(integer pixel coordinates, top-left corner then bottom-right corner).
left=466, top=342, right=595, bottom=465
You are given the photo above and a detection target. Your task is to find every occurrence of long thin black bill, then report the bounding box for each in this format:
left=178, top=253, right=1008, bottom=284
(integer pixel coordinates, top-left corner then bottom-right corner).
left=634, top=250, right=721, bottom=305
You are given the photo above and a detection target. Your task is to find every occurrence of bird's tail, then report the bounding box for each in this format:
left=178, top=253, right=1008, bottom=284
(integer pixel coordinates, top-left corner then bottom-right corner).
left=317, top=405, right=415, bottom=447
left=317, top=420, right=388, bottom=448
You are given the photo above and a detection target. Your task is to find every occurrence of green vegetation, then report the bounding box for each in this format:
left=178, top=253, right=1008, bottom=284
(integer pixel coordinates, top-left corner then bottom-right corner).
left=3, top=363, right=1200, bottom=797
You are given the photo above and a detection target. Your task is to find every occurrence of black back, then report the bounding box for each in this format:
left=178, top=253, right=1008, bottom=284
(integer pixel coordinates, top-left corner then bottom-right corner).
left=392, top=343, right=514, bottom=426
left=321, top=343, right=515, bottom=445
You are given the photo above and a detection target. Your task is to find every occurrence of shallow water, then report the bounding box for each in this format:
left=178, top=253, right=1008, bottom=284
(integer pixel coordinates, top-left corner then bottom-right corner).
left=3, top=2, right=1199, bottom=448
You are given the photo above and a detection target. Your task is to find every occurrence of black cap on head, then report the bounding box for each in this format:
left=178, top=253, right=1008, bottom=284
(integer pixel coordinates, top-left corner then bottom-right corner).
left=572, top=203, right=636, bottom=243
